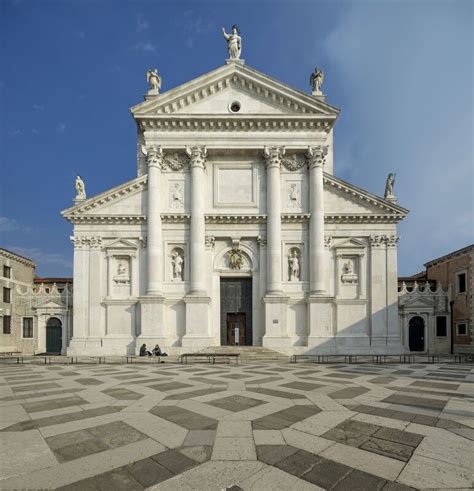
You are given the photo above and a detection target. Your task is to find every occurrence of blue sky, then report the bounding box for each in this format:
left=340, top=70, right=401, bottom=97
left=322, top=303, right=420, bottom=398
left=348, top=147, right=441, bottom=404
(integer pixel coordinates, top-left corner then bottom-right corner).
left=1, top=0, right=472, bottom=277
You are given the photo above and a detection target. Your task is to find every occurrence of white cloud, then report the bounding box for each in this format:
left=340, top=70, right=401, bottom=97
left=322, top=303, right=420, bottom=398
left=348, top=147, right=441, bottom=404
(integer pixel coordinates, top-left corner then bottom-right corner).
left=32, top=104, right=44, bottom=111
left=129, top=42, right=157, bottom=54
left=0, top=217, right=19, bottom=232
left=8, top=129, right=23, bottom=138
left=57, top=122, right=67, bottom=134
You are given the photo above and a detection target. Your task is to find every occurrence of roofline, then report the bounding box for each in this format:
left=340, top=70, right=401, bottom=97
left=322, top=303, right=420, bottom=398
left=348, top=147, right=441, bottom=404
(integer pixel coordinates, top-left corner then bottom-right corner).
left=34, top=277, right=73, bottom=283
left=424, top=244, right=474, bottom=268
left=0, top=247, right=36, bottom=266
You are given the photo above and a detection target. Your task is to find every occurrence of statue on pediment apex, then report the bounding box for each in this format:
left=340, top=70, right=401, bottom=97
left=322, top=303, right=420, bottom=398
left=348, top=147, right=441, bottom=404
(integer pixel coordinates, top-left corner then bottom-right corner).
left=310, top=67, right=324, bottom=94
left=222, top=25, right=242, bottom=60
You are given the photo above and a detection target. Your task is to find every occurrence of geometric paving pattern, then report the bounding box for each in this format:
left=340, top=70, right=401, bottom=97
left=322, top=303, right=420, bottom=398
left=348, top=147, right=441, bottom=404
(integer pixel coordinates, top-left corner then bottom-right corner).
left=0, top=361, right=473, bottom=489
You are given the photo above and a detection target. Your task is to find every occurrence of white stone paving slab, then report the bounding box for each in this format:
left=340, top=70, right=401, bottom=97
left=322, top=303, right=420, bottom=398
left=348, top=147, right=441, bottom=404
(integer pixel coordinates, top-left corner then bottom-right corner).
left=0, top=430, right=57, bottom=480
left=238, top=464, right=322, bottom=490
left=212, top=436, right=257, bottom=460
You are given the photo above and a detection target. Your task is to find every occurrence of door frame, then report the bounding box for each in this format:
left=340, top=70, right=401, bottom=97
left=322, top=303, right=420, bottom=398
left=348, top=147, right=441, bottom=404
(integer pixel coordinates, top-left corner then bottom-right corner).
left=408, top=315, right=425, bottom=352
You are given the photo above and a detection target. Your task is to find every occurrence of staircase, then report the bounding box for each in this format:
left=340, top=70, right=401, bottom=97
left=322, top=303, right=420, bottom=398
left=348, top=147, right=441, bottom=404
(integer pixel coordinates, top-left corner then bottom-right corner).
left=198, top=346, right=288, bottom=362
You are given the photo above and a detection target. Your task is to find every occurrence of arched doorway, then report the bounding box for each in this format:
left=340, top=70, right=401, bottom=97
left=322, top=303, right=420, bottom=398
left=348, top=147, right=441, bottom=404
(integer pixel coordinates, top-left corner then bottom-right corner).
left=409, top=316, right=425, bottom=352
left=46, top=317, right=62, bottom=353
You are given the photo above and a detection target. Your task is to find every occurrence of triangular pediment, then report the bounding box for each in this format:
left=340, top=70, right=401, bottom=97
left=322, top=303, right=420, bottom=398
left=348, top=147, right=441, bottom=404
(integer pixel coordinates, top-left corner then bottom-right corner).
left=335, top=237, right=366, bottom=249
left=104, top=238, right=137, bottom=250
left=61, top=176, right=146, bottom=220
left=324, top=174, right=409, bottom=218
left=34, top=299, right=64, bottom=310
left=399, top=295, right=437, bottom=307
left=131, top=63, right=340, bottom=118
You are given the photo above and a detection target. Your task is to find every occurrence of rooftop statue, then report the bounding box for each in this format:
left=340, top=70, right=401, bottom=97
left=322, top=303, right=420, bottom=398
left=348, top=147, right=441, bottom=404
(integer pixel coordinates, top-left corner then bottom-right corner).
left=75, top=175, right=86, bottom=200
left=310, top=67, right=324, bottom=94
left=222, top=25, right=242, bottom=60
left=146, top=69, right=161, bottom=93
left=384, top=173, right=396, bottom=200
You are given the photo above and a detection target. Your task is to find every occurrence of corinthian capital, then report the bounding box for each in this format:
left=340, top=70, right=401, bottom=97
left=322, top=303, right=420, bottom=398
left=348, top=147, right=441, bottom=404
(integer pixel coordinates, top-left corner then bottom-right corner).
left=186, top=145, right=207, bottom=169
left=263, top=146, right=285, bottom=169
left=307, top=145, right=329, bottom=169
left=141, top=144, right=164, bottom=169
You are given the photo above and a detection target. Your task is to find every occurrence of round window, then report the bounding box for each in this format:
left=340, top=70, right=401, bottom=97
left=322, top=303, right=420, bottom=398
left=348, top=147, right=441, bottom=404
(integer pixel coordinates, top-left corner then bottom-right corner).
left=230, top=101, right=241, bottom=113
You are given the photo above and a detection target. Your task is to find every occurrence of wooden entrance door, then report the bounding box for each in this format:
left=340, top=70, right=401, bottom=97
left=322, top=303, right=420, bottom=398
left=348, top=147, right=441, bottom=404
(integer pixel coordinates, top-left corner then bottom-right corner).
left=409, top=316, right=425, bottom=352
left=46, top=317, right=62, bottom=353
left=226, top=313, right=246, bottom=346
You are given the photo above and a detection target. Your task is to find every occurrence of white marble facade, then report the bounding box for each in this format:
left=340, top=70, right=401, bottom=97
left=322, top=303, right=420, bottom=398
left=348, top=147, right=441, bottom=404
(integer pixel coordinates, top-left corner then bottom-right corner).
left=62, top=59, right=408, bottom=355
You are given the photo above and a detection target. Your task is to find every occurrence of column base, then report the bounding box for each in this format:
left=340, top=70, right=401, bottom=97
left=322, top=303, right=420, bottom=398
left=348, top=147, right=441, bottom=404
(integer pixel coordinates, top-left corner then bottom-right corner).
left=182, top=294, right=212, bottom=348
left=138, top=295, right=165, bottom=339
left=307, top=295, right=334, bottom=338
left=262, top=295, right=290, bottom=346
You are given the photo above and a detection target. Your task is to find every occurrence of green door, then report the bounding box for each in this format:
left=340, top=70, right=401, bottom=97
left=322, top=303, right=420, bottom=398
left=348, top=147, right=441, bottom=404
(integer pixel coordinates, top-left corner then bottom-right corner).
left=46, top=318, right=62, bottom=353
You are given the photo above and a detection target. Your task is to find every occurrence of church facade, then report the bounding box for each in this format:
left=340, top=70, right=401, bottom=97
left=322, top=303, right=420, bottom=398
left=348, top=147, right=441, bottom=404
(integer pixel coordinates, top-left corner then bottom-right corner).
left=62, top=52, right=408, bottom=355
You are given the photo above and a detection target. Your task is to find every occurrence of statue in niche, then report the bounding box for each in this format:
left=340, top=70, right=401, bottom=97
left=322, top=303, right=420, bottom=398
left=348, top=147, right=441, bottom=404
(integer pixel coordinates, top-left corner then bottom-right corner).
left=114, top=260, right=130, bottom=284
left=172, top=251, right=184, bottom=280
left=310, top=67, right=324, bottom=93
left=288, top=183, right=300, bottom=208
left=341, top=259, right=358, bottom=284
left=288, top=250, right=300, bottom=281
left=222, top=25, right=242, bottom=60
left=384, top=173, right=396, bottom=200
left=170, top=183, right=183, bottom=208
left=75, top=175, right=86, bottom=200
left=146, top=69, right=161, bottom=93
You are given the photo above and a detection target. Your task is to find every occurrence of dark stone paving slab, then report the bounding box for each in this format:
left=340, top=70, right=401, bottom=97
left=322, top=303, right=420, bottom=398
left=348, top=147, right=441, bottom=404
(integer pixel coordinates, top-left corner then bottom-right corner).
left=23, top=395, right=88, bottom=413
left=332, top=468, right=387, bottom=491
left=252, top=405, right=320, bottom=430
left=323, top=417, right=423, bottom=462
left=102, top=387, right=143, bottom=400
left=150, top=405, right=218, bottom=430
left=125, top=457, right=174, bottom=487
left=280, top=381, right=325, bottom=391
left=302, top=457, right=353, bottom=488
left=328, top=387, right=370, bottom=399
left=46, top=421, right=148, bottom=462
left=410, top=380, right=460, bottom=390
left=247, top=387, right=306, bottom=399
left=382, top=393, right=447, bottom=410
left=218, top=373, right=252, bottom=379
left=13, top=382, right=61, bottom=392
left=165, top=387, right=226, bottom=400
left=147, top=381, right=193, bottom=391
left=323, top=372, right=360, bottom=379
left=74, top=378, right=104, bottom=386
left=2, top=405, right=124, bottom=431
left=207, top=394, right=265, bottom=412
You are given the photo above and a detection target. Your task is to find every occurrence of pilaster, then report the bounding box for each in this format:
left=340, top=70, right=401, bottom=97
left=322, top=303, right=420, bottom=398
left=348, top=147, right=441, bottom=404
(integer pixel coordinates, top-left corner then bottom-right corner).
left=369, top=234, right=388, bottom=346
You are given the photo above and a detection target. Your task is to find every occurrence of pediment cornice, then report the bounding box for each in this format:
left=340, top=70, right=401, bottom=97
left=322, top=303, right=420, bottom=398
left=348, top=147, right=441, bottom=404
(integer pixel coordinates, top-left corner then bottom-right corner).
left=324, top=173, right=409, bottom=216
left=131, top=63, right=340, bottom=131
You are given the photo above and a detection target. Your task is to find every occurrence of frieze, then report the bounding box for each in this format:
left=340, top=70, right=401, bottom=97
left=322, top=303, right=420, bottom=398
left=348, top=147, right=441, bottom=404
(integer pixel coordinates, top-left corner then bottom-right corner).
left=138, top=118, right=333, bottom=133
left=205, top=236, right=216, bottom=249
left=71, top=236, right=102, bottom=249
left=163, top=153, right=188, bottom=171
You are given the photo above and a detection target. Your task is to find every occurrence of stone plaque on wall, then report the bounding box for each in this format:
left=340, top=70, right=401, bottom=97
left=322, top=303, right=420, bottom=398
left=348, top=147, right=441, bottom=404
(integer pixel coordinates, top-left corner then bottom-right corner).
left=215, top=166, right=256, bottom=207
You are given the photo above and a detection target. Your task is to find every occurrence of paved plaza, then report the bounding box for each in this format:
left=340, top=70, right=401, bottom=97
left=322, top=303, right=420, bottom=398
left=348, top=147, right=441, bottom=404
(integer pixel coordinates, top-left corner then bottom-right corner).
left=0, top=360, right=473, bottom=490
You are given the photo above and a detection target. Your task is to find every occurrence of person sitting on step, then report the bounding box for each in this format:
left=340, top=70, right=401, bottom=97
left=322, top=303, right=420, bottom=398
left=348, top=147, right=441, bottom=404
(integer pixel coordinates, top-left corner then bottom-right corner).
left=152, top=344, right=168, bottom=356
left=139, top=343, right=152, bottom=356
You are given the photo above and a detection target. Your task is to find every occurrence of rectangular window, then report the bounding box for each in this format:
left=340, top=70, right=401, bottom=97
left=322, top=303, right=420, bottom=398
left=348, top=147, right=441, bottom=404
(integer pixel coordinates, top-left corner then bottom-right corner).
left=3, top=287, right=11, bottom=303
left=457, top=323, right=467, bottom=336
left=436, top=316, right=447, bottom=337
left=3, top=316, right=11, bottom=334
left=3, top=266, right=11, bottom=278
left=22, top=318, right=33, bottom=338
left=457, top=273, right=467, bottom=293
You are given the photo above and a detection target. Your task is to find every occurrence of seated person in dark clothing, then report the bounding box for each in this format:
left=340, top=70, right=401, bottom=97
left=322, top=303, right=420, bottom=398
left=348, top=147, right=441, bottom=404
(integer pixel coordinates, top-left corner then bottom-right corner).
left=139, top=343, right=152, bottom=356
left=152, top=344, right=168, bottom=356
